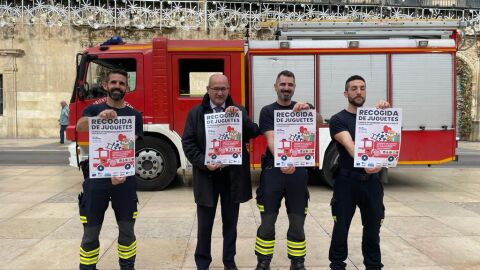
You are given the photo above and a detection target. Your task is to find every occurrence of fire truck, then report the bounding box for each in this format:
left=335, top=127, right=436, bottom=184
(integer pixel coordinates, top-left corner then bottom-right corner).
left=278, top=139, right=315, bottom=161
left=357, top=138, right=401, bottom=162
left=208, top=139, right=242, bottom=160
left=92, top=147, right=135, bottom=171
left=67, top=21, right=461, bottom=189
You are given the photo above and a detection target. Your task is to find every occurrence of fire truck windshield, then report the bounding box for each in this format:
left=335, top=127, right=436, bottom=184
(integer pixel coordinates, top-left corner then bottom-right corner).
left=81, top=57, right=137, bottom=100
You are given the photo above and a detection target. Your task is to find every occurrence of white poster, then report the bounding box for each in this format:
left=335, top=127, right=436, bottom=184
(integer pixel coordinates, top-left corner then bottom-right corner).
left=204, top=112, right=243, bottom=165
left=354, top=108, right=402, bottom=168
left=274, top=110, right=316, bottom=167
left=88, top=116, right=136, bottom=178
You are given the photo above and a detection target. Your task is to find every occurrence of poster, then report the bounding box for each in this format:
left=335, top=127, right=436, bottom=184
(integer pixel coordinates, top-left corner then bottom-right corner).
left=354, top=108, right=402, bottom=168
left=88, top=116, right=136, bottom=178
left=204, top=111, right=243, bottom=165
left=274, top=110, right=316, bottom=167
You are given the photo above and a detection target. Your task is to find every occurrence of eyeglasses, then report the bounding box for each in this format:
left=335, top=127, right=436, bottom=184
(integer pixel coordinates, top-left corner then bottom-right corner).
left=208, top=87, right=229, bottom=92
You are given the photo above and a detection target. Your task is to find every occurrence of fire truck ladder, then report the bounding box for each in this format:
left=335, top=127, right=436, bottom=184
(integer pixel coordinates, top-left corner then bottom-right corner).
left=276, top=21, right=468, bottom=40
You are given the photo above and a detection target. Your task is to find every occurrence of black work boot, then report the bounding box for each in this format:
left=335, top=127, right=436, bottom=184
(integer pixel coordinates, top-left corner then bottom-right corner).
left=255, top=259, right=271, bottom=270
left=290, top=259, right=306, bottom=270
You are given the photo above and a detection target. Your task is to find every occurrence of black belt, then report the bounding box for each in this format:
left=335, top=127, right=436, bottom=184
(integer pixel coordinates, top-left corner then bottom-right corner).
left=338, top=168, right=375, bottom=181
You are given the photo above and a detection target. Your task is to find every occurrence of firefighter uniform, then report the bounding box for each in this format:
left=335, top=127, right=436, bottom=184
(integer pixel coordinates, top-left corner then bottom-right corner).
left=255, top=101, right=309, bottom=269
left=328, top=109, right=385, bottom=270
left=78, top=103, right=143, bottom=270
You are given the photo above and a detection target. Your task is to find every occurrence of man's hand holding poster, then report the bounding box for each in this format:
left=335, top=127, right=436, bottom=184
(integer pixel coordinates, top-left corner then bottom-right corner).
left=354, top=108, right=402, bottom=168
left=88, top=116, right=136, bottom=178
left=274, top=110, right=316, bottom=167
left=204, top=111, right=243, bottom=165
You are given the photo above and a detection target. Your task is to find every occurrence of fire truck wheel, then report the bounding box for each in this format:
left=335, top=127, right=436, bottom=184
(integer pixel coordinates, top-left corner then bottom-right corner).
left=135, top=137, right=178, bottom=190
left=232, top=153, right=239, bottom=159
left=211, top=154, right=217, bottom=160
left=305, top=155, right=311, bottom=160
left=281, top=155, right=288, bottom=161
left=321, top=144, right=339, bottom=188
left=125, top=164, right=131, bottom=170
left=361, top=155, right=369, bottom=161
left=388, top=156, right=395, bottom=162
left=97, top=165, right=105, bottom=171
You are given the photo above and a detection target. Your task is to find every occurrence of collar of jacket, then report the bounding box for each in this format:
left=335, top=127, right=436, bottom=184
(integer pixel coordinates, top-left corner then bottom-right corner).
left=201, top=93, right=234, bottom=111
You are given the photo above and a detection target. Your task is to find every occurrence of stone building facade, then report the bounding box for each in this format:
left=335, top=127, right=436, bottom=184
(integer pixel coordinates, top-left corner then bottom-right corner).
left=0, top=17, right=479, bottom=140
left=458, top=44, right=480, bottom=141
left=0, top=27, right=81, bottom=137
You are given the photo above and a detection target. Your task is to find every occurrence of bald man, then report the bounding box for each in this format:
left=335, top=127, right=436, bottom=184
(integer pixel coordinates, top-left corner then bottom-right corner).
left=182, top=74, right=260, bottom=270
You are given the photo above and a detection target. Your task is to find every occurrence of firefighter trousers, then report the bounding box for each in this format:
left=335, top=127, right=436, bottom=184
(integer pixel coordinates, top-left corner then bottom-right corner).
left=329, top=169, right=385, bottom=270
left=255, top=166, right=309, bottom=262
left=78, top=176, right=138, bottom=270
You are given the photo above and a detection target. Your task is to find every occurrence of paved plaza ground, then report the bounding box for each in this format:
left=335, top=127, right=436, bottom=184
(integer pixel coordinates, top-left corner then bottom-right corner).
left=0, top=139, right=480, bottom=269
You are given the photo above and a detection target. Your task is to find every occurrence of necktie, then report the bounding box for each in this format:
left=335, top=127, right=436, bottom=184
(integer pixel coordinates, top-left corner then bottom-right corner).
left=214, top=106, right=224, bottom=113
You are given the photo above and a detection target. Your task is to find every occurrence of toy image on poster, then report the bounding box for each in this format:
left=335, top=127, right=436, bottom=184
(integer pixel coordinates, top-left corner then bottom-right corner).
left=88, top=116, right=136, bottom=178
left=274, top=109, right=316, bottom=167
left=204, top=111, right=243, bottom=165
left=354, top=108, right=402, bottom=168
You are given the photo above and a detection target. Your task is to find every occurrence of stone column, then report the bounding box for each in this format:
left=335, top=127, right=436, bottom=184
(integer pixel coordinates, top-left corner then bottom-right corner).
left=0, top=49, right=24, bottom=137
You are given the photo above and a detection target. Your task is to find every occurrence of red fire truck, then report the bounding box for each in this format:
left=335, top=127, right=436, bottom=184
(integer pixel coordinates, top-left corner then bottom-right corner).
left=67, top=21, right=461, bottom=189
left=92, top=147, right=135, bottom=171
left=278, top=139, right=315, bottom=161
left=357, top=138, right=401, bottom=162
left=208, top=139, right=242, bottom=160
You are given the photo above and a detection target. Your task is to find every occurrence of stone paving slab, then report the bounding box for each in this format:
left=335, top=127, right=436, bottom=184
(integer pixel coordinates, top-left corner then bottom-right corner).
left=1, top=163, right=480, bottom=269
left=0, top=138, right=69, bottom=149
left=403, top=236, right=480, bottom=267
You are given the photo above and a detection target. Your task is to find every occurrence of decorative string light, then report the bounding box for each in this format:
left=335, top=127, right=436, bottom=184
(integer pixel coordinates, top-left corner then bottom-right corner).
left=0, top=0, right=478, bottom=34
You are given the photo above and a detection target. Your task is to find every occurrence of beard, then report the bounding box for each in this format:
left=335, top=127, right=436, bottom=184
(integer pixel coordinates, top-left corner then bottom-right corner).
left=278, top=90, right=292, bottom=101
left=108, top=88, right=125, bottom=101
left=348, top=96, right=365, bottom=107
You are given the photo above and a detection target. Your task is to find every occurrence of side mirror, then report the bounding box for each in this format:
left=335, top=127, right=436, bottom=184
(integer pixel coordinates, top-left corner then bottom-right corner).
left=77, top=82, right=89, bottom=101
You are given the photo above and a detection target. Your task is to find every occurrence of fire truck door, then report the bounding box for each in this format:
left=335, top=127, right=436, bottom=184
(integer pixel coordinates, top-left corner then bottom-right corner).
left=171, top=55, right=232, bottom=135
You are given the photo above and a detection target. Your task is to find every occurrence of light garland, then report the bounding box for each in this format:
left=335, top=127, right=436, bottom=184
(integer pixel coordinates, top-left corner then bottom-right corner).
left=0, top=0, right=479, bottom=33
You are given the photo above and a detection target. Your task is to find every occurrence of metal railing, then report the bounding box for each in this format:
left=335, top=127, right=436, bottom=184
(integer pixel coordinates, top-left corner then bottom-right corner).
left=385, top=0, right=479, bottom=8
left=257, top=0, right=480, bottom=8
